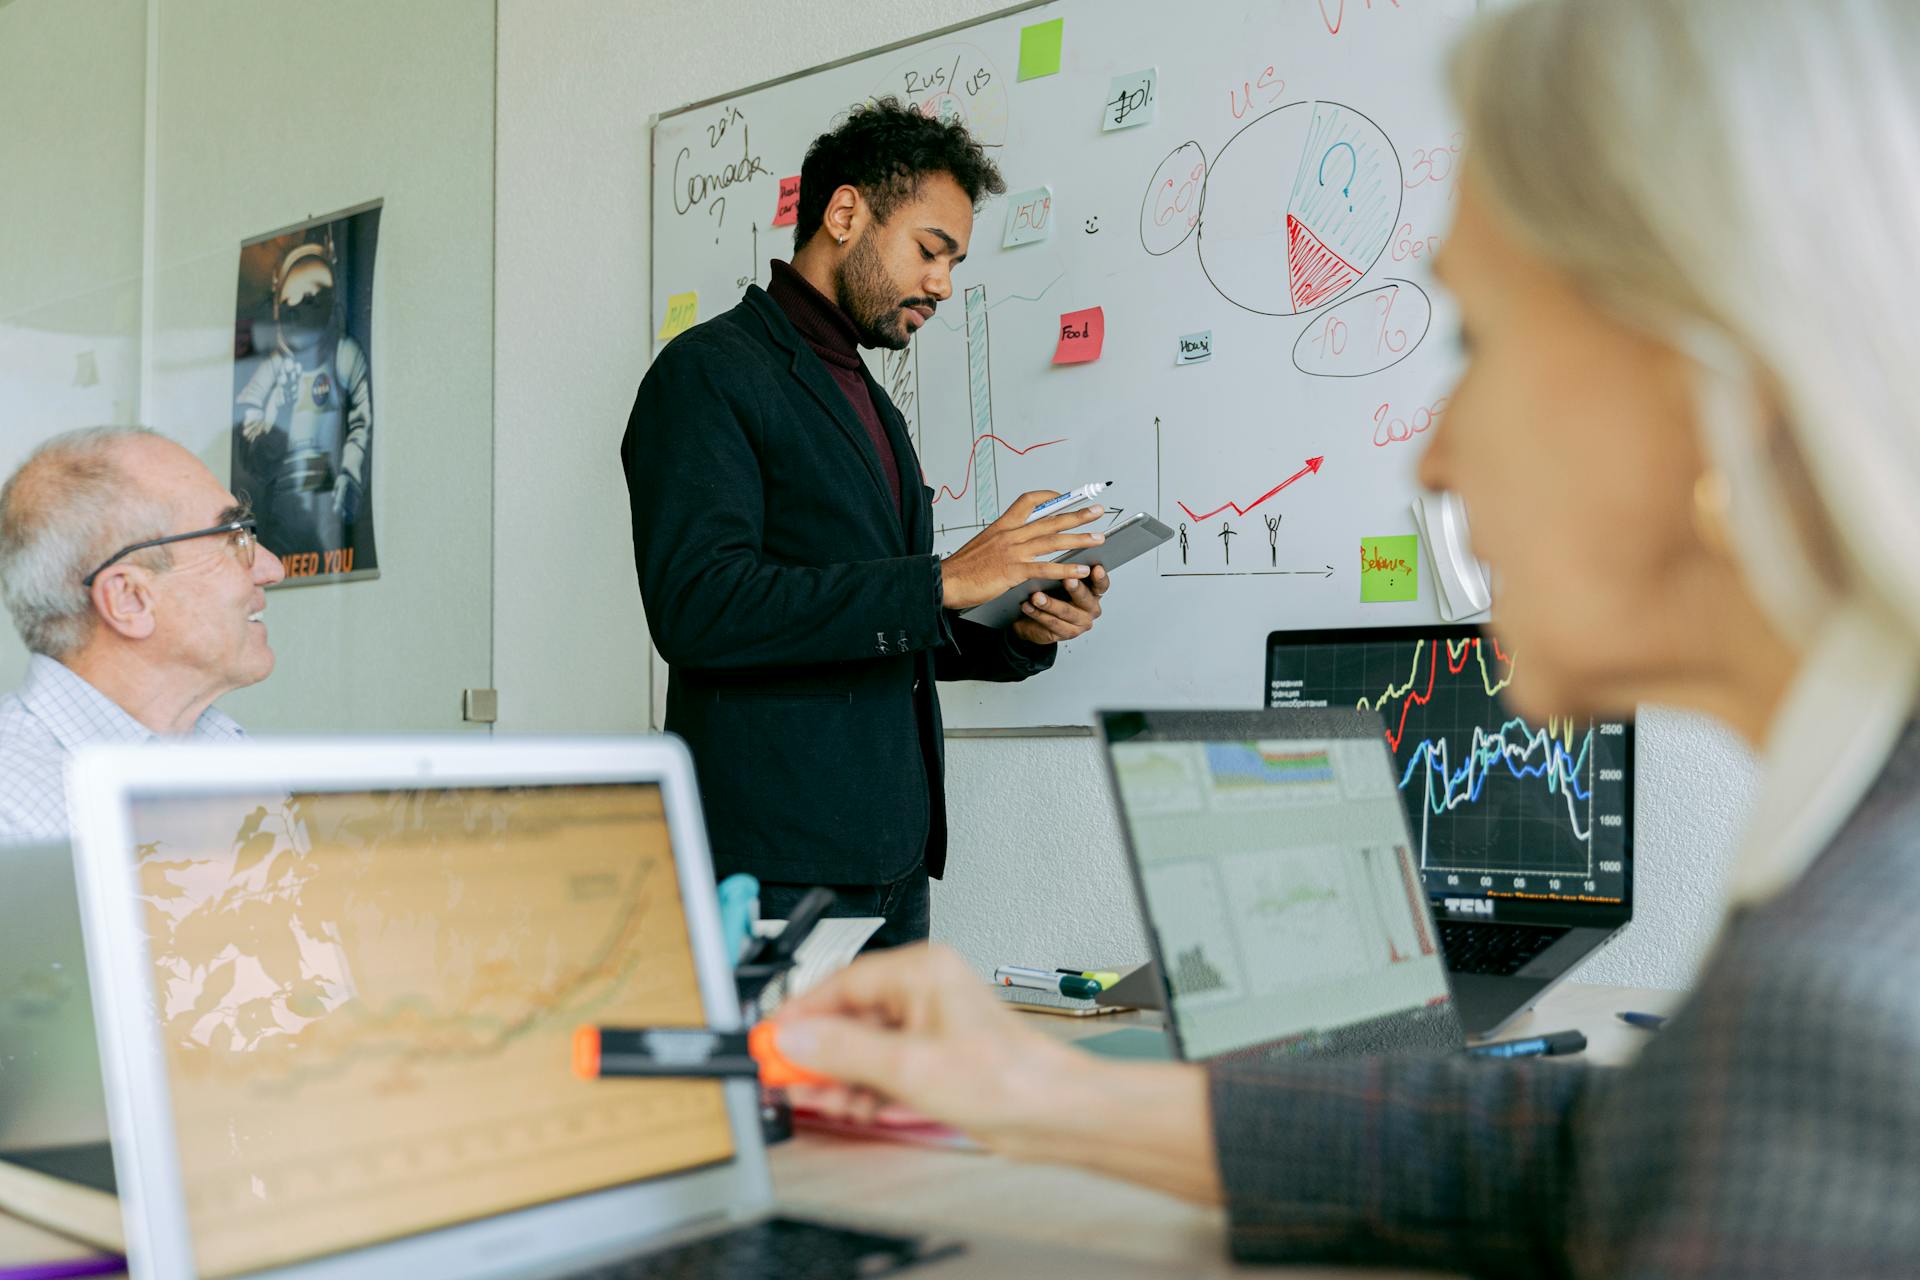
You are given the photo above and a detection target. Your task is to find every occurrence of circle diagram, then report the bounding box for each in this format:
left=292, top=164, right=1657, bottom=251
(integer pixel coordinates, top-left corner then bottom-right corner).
left=1139, top=141, right=1208, bottom=256
left=870, top=43, right=1009, bottom=147
left=1196, top=101, right=1403, bottom=317
left=1290, top=278, right=1433, bottom=378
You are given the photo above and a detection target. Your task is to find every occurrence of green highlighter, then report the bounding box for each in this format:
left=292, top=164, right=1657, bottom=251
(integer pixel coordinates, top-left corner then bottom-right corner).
left=996, top=965, right=1102, bottom=999
left=1056, top=968, right=1122, bottom=987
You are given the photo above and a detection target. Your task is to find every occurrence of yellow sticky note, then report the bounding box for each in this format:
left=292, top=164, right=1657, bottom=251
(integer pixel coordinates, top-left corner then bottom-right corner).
left=657, top=292, right=698, bottom=341
left=1018, top=18, right=1064, bottom=81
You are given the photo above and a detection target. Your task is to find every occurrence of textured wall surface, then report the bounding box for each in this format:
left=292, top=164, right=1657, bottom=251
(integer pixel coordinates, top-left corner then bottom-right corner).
left=499, top=0, right=1763, bottom=994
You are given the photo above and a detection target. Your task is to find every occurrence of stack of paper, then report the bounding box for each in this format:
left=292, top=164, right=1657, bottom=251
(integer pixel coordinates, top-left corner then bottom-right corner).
left=751, top=917, right=884, bottom=1018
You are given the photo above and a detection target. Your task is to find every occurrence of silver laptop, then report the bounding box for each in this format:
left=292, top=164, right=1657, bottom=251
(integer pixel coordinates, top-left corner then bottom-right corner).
left=0, top=841, right=110, bottom=1158
left=68, top=737, right=1182, bottom=1280
left=1095, top=709, right=1466, bottom=1064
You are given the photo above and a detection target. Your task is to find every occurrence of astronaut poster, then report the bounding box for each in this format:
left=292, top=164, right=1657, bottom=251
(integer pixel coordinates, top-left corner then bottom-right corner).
left=231, top=202, right=381, bottom=586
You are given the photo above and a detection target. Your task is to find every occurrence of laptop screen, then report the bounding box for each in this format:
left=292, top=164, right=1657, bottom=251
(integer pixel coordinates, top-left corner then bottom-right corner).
left=1266, top=626, right=1632, bottom=913
left=1101, top=710, right=1461, bottom=1063
left=123, top=782, right=735, bottom=1278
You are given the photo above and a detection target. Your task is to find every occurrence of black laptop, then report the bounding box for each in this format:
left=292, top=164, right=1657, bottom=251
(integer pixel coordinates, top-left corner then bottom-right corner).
left=1264, top=625, right=1634, bottom=1036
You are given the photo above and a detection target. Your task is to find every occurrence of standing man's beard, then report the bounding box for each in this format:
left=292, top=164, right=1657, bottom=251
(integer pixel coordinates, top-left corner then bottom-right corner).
left=834, top=231, right=934, bottom=350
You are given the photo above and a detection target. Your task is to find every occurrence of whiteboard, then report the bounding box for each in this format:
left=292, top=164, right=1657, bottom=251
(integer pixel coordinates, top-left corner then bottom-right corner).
left=651, top=0, right=1478, bottom=730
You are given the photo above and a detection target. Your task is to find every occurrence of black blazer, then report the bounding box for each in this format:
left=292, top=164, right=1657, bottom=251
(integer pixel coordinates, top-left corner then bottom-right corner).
left=621, top=286, right=1053, bottom=886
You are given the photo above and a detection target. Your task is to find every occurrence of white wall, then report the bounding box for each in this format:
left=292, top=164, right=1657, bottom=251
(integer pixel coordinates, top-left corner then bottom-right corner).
left=492, top=2, right=662, bottom=733
left=1, top=0, right=498, bottom=734
left=495, top=0, right=1762, bottom=993
left=149, top=0, right=498, bottom=734
left=0, top=0, right=148, bottom=691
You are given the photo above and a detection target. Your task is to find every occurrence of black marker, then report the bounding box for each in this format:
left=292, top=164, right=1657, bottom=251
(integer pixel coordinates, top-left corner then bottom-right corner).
left=1466, top=1029, right=1587, bottom=1059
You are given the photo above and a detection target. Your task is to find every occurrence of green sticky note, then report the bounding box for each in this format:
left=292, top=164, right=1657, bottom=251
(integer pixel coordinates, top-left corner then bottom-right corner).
left=1018, top=17, right=1064, bottom=81
left=1360, top=535, right=1419, bottom=603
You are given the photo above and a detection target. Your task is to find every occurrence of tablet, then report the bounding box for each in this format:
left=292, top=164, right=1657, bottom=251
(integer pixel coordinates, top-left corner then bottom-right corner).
left=959, top=511, right=1174, bottom=628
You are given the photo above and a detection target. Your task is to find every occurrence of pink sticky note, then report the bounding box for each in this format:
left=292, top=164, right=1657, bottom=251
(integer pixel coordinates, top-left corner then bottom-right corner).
left=771, top=175, right=802, bottom=227
left=1053, top=307, right=1105, bottom=365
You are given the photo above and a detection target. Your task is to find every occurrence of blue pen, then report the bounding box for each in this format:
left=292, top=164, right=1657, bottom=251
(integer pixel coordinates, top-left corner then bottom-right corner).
left=1617, top=1011, right=1668, bottom=1032
left=1024, top=482, right=1112, bottom=524
left=1466, top=1029, right=1586, bottom=1059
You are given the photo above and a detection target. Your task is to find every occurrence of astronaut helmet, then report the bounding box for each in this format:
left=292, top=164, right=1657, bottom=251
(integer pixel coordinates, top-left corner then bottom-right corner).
left=273, top=242, right=340, bottom=356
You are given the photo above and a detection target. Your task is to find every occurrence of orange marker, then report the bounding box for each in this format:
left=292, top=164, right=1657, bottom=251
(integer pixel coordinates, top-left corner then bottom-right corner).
left=749, top=1020, right=833, bottom=1088
left=573, top=1023, right=833, bottom=1088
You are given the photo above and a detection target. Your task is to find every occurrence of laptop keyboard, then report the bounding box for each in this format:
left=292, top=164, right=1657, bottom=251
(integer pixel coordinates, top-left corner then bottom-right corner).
left=569, top=1216, right=960, bottom=1279
left=1440, top=922, right=1565, bottom=976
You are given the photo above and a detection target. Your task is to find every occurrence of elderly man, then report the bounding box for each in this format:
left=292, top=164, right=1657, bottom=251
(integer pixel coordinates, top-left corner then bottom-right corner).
left=0, top=426, right=285, bottom=839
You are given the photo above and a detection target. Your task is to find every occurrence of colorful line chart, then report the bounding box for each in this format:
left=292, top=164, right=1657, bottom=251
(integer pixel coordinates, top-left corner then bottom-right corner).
left=1268, top=635, right=1630, bottom=902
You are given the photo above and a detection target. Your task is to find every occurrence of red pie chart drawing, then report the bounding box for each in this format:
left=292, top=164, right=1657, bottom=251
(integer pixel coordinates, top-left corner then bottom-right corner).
left=1182, top=101, right=1403, bottom=318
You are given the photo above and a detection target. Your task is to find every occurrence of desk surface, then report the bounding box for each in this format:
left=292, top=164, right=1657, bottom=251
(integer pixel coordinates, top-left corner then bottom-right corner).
left=0, top=981, right=1681, bottom=1277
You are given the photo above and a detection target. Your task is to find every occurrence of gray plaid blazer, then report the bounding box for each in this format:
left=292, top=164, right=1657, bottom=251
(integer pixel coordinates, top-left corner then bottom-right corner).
left=1209, top=720, right=1920, bottom=1278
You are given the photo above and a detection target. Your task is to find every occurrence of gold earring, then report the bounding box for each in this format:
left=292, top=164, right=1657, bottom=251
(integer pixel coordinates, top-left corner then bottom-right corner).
left=1692, top=470, right=1732, bottom=555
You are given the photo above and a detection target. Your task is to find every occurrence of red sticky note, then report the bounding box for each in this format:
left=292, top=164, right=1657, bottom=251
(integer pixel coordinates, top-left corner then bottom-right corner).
left=1053, top=307, right=1105, bottom=365
left=771, top=175, right=802, bottom=227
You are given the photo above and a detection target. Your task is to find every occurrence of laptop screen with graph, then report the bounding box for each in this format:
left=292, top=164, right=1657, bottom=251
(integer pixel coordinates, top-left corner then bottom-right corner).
left=1265, top=626, right=1632, bottom=914
left=1100, top=709, right=1461, bottom=1063
left=122, top=782, right=735, bottom=1279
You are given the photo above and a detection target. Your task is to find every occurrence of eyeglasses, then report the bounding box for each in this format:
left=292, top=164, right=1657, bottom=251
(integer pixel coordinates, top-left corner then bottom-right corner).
left=81, top=519, right=259, bottom=588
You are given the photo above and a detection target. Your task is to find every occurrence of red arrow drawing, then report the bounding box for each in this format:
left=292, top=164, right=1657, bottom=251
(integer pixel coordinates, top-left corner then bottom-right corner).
left=1177, top=456, right=1325, bottom=522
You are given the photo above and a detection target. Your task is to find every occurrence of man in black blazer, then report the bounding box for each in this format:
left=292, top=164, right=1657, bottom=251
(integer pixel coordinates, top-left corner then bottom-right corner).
left=623, top=101, right=1111, bottom=947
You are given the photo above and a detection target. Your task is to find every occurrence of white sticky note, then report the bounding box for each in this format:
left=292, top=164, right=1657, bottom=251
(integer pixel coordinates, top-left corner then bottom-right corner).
left=1003, top=185, right=1055, bottom=247
left=1103, top=67, right=1158, bottom=131
left=1177, top=330, right=1213, bottom=364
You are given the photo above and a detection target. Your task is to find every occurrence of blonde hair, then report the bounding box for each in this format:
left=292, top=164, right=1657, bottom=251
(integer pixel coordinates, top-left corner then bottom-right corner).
left=1453, top=0, right=1920, bottom=645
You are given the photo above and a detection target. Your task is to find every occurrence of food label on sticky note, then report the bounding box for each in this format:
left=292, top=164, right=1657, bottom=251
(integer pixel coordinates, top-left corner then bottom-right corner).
left=1177, top=330, right=1212, bottom=365
left=657, top=292, right=698, bottom=342
left=771, top=175, right=801, bottom=227
left=1104, top=68, right=1158, bottom=131
left=1003, top=186, right=1054, bottom=247
left=1360, top=535, right=1419, bottom=603
left=1054, top=307, right=1104, bottom=365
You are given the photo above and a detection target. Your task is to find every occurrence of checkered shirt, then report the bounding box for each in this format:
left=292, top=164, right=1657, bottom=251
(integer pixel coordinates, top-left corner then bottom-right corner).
left=0, top=654, right=246, bottom=841
left=1208, top=718, right=1920, bottom=1279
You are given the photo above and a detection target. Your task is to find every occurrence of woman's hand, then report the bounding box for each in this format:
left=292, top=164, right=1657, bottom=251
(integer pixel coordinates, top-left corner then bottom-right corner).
left=772, top=944, right=1224, bottom=1203
left=773, top=944, right=1080, bottom=1152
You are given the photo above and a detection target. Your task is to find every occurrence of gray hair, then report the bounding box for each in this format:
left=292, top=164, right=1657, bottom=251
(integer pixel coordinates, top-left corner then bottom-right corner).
left=0, top=426, right=176, bottom=657
left=1453, top=0, right=1920, bottom=646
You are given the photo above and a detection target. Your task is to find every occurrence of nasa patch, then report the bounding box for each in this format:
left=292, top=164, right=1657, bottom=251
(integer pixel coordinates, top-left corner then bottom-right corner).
left=310, top=371, right=333, bottom=407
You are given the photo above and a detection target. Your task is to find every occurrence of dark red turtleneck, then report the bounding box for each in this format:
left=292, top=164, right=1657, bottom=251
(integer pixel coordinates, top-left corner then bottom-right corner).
left=765, top=259, right=903, bottom=514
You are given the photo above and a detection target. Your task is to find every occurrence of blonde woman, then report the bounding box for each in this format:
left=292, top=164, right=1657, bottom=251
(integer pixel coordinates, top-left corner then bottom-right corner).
left=769, top=0, right=1920, bottom=1274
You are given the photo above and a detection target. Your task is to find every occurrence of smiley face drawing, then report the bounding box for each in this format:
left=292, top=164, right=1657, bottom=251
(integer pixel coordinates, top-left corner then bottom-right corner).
left=1084, top=216, right=1100, bottom=234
